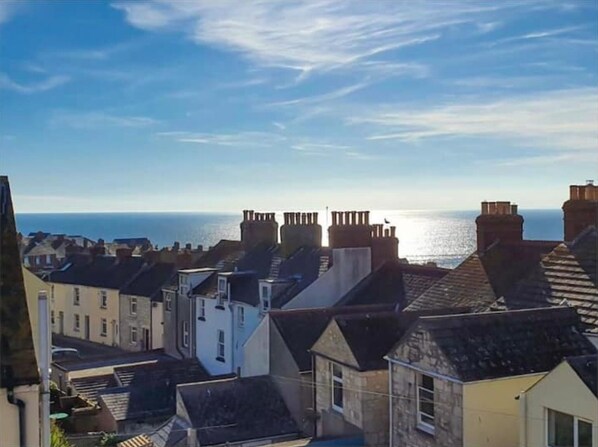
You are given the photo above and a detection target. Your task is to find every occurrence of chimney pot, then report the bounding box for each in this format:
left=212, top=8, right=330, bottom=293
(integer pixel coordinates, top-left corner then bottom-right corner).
left=384, top=228, right=390, bottom=237
left=511, top=204, right=518, bottom=215
left=332, top=212, right=337, bottom=226
left=365, top=211, right=370, bottom=225
left=391, top=226, right=396, bottom=238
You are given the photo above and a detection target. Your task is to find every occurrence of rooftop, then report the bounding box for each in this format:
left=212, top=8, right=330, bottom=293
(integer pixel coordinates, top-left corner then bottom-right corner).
left=566, top=354, right=597, bottom=397
left=120, top=262, right=176, bottom=301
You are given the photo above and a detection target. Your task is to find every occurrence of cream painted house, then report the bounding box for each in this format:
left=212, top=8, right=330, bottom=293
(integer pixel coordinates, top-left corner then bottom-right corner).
left=519, top=355, right=597, bottom=447
left=48, top=251, right=146, bottom=347
left=387, top=308, right=596, bottom=447
left=0, top=176, right=41, bottom=447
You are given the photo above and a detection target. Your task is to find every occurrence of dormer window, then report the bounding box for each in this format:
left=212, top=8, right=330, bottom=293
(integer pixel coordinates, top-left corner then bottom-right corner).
left=179, top=275, right=189, bottom=295
left=218, top=278, right=227, bottom=294
left=180, top=275, right=188, bottom=286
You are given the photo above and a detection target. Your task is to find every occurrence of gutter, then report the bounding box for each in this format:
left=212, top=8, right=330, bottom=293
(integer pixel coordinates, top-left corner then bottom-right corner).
left=6, top=386, right=26, bottom=447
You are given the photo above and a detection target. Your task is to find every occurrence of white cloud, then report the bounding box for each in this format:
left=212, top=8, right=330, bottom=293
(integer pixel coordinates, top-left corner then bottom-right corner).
left=156, top=131, right=286, bottom=147
left=112, top=0, right=540, bottom=73
left=51, top=111, right=159, bottom=129
left=355, top=88, right=598, bottom=152
left=0, top=72, right=70, bottom=94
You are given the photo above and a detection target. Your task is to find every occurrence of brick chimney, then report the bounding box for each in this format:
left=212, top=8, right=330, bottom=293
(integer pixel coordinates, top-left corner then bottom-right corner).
left=370, top=224, right=399, bottom=269
left=562, top=182, right=598, bottom=241
left=476, top=201, right=523, bottom=252
left=240, top=210, right=278, bottom=249
left=280, top=212, right=322, bottom=257
left=328, top=211, right=372, bottom=249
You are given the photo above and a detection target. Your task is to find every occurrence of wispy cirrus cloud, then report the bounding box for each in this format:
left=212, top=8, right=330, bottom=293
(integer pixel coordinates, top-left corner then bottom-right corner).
left=112, top=0, right=555, bottom=74
left=50, top=111, right=159, bottom=129
left=0, top=72, right=70, bottom=94
left=354, top=88, right=598, bottom=152
left=156, top=131, right=286, bottom=147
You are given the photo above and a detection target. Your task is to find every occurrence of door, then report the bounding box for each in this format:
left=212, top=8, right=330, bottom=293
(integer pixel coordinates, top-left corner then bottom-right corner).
left=84, top=315, right=90, bottom=340
left=58, top=311, right=64, bottom=335
left=142, top=328, right=150, bottom=350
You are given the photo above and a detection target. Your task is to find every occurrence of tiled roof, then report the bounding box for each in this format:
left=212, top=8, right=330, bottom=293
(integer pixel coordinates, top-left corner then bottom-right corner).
left=406, top=240, right=558, bottom=312
left=114, top=358, right=210, bottom=388
left=147, top=415, right=190, bottom=447
left=496, top=227, right=598, bottom=333
left=270, top=305, right=394, bottom=372
left=49, top=254, right=146, bottom=290
left=0, top=176, right=39, bottom=387
left=178, top=376, right=298, bottom=446
left=71, top=374, right=117, bottom=405
left=566, top=354, right=597, bottom=397
left=335, top=260, right=449, bottom=309
left=117, top=434, right=153, bottom=447
left=99, top=384, right=175, bottom=421
left=392, top=307, right=596, bottom=382
left=120, top=263, right=176, bottom=300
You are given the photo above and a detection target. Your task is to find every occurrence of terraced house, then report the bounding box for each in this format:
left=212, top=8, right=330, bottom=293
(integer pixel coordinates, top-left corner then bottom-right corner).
left=48, top=248, right=145, bottom=347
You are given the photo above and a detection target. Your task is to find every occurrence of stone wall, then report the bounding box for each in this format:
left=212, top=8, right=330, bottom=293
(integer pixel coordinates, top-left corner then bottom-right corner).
left=119, top=294, right=151, bottom=352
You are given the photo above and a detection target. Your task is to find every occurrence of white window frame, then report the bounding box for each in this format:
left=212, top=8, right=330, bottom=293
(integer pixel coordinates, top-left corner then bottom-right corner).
left=73, top=287, right=80, bottom=306
left=101, top=318, right=107, bottom=337
left=546, top=408, right=593, bottom=447
left=130, top=297, right=137, bottom=315
left=217, top=329, right=225, bottom=359
left=100, top=290, right=107, bottom=309
left=238, top=306, right=245, bottom=328
left=74, top=314, right=80, bottom=332
left=130, top=326, right=138, bottom=344
left=417, top=373, right=435, bottom=434
left=198, top=298, right=205, bottom=319
left=218, top=278, right=227, bottom=294
left=182, top=321, right=189, bottom=348
left=261, top=285, right=270, bottom=311
left=331, top=363, right=344, bottom=413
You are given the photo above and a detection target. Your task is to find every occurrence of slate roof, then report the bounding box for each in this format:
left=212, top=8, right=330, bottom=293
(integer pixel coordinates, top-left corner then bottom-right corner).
left=148, top=415, right=190, bottom=447
left=194, top=240, right=244, bottom=269
left=392, top=307, right=596, bottom=382
left=113, top=358, right=210, bottom=388
left=178, top=376, right=298, bottom=446
left=0, top=176, right=39, bottom=387
left=335, top=260, right=449, bottom=309
left=566, top=354, right=597, bottom=397
left=495, top=227, right=598, bottom=333
left=270, top=305, right=394, bottom=372
left=49, top=253, right=146, bottom=290
left=71, top=374, right=117, bottom=405
left=406, top=240, right=559, bottom=312
left=120, top=263, right=176, bottom=301
left=99, top=384, right=175, bottom=422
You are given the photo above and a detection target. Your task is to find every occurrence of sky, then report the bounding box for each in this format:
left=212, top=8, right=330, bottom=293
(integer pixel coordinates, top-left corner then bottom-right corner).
left=1, top=0, right=597, bottom=213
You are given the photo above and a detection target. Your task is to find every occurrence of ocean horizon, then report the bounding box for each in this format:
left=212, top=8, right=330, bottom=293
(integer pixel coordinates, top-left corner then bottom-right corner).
left=15, top=209, right=564, bottom=268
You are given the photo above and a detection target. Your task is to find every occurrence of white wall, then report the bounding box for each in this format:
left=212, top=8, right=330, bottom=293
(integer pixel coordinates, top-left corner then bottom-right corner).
left=242, top=316, right=270, bottom=377
left=283, top=247, right=371, bottom=310
left=232, top=304, right=261, bottom=373
left=0, top=385, right=40, bottom=447
left=151, top=302, right=163, bottom=349
left=195, top=295, right=233, bottom=375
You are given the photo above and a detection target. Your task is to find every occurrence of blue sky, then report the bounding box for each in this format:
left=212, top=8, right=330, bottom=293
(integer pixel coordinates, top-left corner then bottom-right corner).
left=1, top=0, right=597, bottom=212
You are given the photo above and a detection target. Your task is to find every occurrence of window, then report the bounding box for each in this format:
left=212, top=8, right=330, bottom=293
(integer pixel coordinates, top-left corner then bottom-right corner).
left=100, top=290, right=107, bottom=309
left=130, top=297, right=137, bottom=315
left=130, top=327, right=137, bottom=344
left=73, top=287, right=80, bottom=306
left=101, top=318, right=107, bottom=337
left=547, top=409, right=593, bottom=447
left=217, top=329, right=225, bottom=359
left=36, top=256, right=41, bottom=265
left=417, top=373, right=435, bottom=433
left=198, top=299, right=205, bottom=319
left=46, top=254, right=52, bottom=265
left=51, top=310, right=55, bottom=327
left=331, top=363, right=343, bottom=412
left=218, top=278, right=227, bottom=294
left=74, top=314, right=80, bottom=331
left=238, top=306, right=245, bottom=327
left=165, top=293, right=172, bottom=311
left=261, top=286, right=270, bottom=311
left=180, top=275, right=188, bottom=286
left=182, top=321, right=189, bottom=348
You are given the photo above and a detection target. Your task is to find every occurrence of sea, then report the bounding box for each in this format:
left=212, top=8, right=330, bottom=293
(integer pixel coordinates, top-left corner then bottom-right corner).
left=15, top=210, right=563, bottom=268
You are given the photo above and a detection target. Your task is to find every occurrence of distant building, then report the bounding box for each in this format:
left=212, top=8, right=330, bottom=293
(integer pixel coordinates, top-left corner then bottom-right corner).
left=20, top=231, right=94, bottom=273
left=0, top=176, right=41, bottom=447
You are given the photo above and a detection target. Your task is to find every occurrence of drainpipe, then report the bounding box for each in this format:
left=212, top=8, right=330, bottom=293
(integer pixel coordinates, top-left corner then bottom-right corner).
left=228, top=282, right=234, bottom=373
left=174, top=288, right=186, bottom=359
left=39, top=291, right=51, bottom=447
left=6, top=386, right=26, bottom=447
left=518, top=392, right=527, bottom=447
left=388, top=360, right=393, bottom=447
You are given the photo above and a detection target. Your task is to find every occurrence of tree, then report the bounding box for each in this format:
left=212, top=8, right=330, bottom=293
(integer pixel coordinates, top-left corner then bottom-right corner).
left=51, top=421, right=72, bottom=447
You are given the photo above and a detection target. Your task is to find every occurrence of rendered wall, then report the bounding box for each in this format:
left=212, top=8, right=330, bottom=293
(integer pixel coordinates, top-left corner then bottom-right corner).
left=241, top=316, right=270, bottom=377
left=0, top=385, right=40, bottom=447
left=22, top=267, right=47, bottom=362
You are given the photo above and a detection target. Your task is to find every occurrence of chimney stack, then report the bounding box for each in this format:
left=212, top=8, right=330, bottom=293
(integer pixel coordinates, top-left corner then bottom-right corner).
left=476, top=201, right=523, bottom=252
left=370, top=224, right=399, bottom=269
left=280, top=211, right=322, bottom=257
left=115, top=247, right=133, bottom=260
left=562, top=182, right=598, bottom=241
left=240, top=210, right=278, bottom=249
left=328, top=210, right=372, bottom=249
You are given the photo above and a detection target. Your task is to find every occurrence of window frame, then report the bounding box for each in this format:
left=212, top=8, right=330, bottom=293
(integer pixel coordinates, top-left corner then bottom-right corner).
left=182, top=321, right=189, bottom=348
left=218, top=278, right=227, bottom=294
left=547, top=408, right=593, bottom=447
left=100, top=290, right=108, bottom=309
left=238, top=306, right=245, bottom=328
left=130, top=326, right=138, bottom=344
left=331, top=362, right=344, bottom=413
left=198, top=298, right=206, bottom=319
left=417, top=373, right=435, bottom=434
left=73, top=287, right=80, bottom=306
left=130, top=297, right=137, bottom=315
left=101, top=318, right=107, bottom=337
left=74, top=313, right=80, bottom=332
left=217, top=329, right=225, bottom=360
left=165, top=293, right=172, bottom=311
